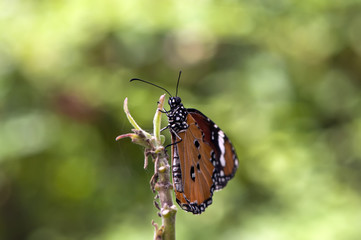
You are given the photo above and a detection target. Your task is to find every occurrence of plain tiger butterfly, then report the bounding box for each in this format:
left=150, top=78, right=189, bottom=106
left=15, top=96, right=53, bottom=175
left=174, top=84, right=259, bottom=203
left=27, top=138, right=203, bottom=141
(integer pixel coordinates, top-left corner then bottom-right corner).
left=130, top=72, right=238, bottom=214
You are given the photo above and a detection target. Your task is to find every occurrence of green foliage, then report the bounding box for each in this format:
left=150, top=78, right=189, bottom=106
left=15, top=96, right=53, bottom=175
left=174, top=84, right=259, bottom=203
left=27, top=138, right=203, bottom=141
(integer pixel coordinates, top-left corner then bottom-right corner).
left=1, top=0, right=361, bottom=239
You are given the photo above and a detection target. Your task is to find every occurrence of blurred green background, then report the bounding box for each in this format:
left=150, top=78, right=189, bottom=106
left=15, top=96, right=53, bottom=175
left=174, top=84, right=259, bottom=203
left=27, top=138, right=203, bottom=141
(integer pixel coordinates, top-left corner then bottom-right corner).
left=1, top=0, right=361, bottom=239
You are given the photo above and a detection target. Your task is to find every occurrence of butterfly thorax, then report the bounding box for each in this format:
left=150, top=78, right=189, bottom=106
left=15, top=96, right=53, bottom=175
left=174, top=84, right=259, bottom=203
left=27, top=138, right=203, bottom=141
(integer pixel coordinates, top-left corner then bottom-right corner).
left=167, top=97, right=189, bottom=133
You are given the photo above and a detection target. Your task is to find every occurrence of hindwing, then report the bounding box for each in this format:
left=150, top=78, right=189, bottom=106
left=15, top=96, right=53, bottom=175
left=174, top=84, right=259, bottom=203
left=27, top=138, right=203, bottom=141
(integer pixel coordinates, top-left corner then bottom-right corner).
left=188, top=109, right=238, bottom=190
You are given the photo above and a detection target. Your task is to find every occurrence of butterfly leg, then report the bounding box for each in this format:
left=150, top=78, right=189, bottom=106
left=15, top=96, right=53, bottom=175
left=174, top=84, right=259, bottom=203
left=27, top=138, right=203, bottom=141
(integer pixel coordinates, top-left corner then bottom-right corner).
left=159, top=108, right=169, bottom=114
left=165, top=130, right=182, bottom=149
left=160, top=125, right=169, bottom=132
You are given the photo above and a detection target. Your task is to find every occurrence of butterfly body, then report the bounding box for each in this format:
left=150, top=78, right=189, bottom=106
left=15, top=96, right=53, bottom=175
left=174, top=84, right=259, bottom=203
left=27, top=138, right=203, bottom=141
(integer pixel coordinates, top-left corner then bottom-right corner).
left=166, top=96, right=239, bottom=214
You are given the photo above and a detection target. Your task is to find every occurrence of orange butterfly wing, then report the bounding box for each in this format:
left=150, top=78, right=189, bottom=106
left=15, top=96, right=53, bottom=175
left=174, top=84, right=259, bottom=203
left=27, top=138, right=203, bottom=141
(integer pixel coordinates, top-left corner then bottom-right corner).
left=188, top=109, right=238, bottom=190
left=171, top=109, right=238, bottom=214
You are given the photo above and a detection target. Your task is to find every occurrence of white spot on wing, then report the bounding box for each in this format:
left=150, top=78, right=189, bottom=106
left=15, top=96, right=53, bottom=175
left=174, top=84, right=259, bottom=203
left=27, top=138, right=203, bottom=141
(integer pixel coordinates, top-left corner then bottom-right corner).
left=218, top=130, right=226, bottom=167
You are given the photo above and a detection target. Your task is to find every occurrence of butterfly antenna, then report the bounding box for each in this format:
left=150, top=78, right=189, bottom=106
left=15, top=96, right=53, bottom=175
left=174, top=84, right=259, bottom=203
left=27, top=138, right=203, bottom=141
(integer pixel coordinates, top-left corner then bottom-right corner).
left=130, top=78, right=172, bottom=97
left=175, top=71, right=182, bottom=97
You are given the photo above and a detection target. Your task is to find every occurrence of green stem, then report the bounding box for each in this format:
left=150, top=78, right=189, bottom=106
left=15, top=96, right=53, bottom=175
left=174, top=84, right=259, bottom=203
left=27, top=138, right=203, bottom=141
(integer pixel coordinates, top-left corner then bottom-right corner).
left=152, top=94, right=176, bottom=240
left=153, top=94, right=166, bottom=145
left=157, top=154, right=177, bottom=240
left=116, top=95, right=176, bottom=240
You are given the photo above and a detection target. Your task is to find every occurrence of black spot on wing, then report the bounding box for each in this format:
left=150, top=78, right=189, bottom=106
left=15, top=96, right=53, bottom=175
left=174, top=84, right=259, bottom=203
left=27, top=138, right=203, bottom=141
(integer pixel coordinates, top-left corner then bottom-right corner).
left=194, top=139, right=200, bottom=148
left=190, top=166, right=195, bottom=181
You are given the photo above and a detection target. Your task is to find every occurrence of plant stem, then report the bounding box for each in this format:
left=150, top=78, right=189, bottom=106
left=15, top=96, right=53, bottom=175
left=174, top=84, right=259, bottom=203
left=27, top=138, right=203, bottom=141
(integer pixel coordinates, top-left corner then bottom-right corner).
left=116, top=94, right=177, bottom=240
left=155, top=152, right=177, bottom=240
left=153, top=94, right=177, bottom=240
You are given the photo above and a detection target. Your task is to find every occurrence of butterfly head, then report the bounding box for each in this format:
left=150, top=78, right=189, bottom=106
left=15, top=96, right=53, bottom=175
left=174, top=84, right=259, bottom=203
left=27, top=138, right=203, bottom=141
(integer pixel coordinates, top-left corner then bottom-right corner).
left=168, top=96, right=182, bottom=108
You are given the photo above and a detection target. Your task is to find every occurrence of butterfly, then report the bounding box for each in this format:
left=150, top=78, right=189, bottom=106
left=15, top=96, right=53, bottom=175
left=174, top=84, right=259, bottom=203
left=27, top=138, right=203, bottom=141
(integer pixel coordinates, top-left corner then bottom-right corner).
left=130, top=72, right=238, bottom=214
